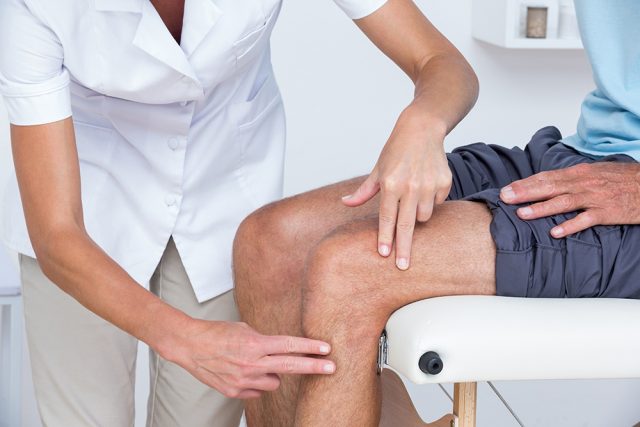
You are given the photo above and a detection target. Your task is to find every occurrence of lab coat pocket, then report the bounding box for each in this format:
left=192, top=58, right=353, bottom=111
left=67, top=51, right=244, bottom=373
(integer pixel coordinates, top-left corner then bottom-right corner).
left=228, top=73, right=286, bottom=209
left=233, top=3, right=280, bottom=70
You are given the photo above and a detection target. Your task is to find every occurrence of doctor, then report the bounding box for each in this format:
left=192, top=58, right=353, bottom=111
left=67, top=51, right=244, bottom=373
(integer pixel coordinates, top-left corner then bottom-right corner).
left=0, top=0, right=476, bottom=425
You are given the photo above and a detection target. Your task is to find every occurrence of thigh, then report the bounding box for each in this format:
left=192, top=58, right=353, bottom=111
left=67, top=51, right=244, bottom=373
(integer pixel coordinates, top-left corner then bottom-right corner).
left=20, top=255, right=137, bottom=427
left=267, top=175, right=377, bottom=239
left=305, top=200, right=497, bottom=319
left=147, top=238, right=243, bottom=427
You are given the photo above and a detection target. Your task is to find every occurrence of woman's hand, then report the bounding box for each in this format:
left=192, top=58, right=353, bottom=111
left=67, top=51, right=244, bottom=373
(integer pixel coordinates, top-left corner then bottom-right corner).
left=163, top=319, right=335, bottom=399
left=342, top=107, right=451, bottom=270
left=500, top=162, right=640, bottom=237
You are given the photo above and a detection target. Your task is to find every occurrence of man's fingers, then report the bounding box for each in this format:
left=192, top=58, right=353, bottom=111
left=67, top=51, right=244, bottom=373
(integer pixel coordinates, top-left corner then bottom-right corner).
left=395, top=195, right=419, bottom=270
left=550, top=210, right=599, bottom=238
left=377, top=191, right=399, bottom=257
left=261, top=335, right=332, bottom=356
left=342, top=171, right=380, bottom=207
left=259, top=355, right=336, bottom=375
left=517, top=194, right=582, bottom=220
left=501, top=170, right=571, bottom=204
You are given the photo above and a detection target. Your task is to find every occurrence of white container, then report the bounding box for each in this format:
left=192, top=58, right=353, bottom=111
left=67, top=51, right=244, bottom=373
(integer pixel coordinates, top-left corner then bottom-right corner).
left=472, top=0, right=583, bottom=49
left=558, top=0, right=580, bottom=39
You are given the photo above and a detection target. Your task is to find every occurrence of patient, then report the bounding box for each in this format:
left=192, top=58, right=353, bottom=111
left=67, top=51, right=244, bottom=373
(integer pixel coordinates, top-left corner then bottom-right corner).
left=234, top=2, right=640, bottom=426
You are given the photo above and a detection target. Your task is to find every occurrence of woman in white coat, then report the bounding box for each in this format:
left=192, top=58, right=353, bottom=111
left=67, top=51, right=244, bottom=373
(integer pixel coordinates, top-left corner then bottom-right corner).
left=0, top=0, right=477, bottom=425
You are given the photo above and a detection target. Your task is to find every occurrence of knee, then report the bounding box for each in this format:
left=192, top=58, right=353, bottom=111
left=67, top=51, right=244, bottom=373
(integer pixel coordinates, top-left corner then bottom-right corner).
left=233, top=199, right=309, bottom=297
left=301, top=221, right=390, bottom=338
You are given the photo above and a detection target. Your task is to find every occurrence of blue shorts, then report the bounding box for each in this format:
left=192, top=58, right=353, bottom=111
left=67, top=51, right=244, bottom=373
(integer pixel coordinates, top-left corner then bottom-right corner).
left=447, top=126, right=640, bottom=299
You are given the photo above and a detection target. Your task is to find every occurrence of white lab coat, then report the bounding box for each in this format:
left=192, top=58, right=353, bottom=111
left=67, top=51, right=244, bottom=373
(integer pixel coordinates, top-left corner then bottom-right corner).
left=0, top=0, right=386, bottom=302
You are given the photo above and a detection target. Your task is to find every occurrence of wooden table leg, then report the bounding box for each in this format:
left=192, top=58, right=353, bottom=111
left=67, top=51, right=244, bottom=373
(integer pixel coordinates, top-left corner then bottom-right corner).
left=380, top=370, right=455, bottom=427
left=453, top=382, right=477, bottom=427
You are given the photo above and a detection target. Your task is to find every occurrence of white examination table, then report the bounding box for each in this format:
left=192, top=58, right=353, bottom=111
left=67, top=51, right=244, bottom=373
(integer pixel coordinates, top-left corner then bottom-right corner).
left=380, top=296, right=640, bottom=426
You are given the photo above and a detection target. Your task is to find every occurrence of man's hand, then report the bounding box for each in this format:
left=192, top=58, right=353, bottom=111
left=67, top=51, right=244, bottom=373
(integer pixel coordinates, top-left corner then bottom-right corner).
left=500, top=162, right=640, bottom=238
left=342, top=107, right=452, bottom=270
left=164, top=320, right=335, bottom=400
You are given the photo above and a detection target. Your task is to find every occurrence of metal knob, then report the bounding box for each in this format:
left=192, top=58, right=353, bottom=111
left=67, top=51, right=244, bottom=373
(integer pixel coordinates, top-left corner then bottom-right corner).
left=419, top=351, right=443, bottom=375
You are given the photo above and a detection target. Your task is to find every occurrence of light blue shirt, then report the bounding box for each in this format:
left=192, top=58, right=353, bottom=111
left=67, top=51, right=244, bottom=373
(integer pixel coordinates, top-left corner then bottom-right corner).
left=562, top=1, right=640, bottom=160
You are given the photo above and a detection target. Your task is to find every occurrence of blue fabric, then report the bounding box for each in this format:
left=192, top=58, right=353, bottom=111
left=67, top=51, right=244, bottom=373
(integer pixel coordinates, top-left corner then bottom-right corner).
left=562, top=1, right=640, bottom=160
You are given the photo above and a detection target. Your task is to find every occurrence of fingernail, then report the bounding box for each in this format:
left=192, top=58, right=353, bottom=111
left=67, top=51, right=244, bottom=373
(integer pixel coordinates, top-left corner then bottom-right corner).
left=396, top=258, right=409, bottom=270
left=501, top=186, right=515, bottom=200
left=323, top=363, right=336, bottom=373
left=341, top=194, right=352, bottom=200
left=551, top=227, right=563, bottom=238
left=379, top=244, right=390, bottom=257
left=320, top=345, right=330, bottom=354
left=518, top=207, right=533, bottom=218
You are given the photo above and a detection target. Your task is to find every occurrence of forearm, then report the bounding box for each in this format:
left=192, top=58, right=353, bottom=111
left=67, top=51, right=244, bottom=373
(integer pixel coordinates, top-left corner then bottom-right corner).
left=33, top=226, right=190, bottom=360
left=408, top=52, right=479, bottom=137
left=355, top=0, right=479, bottom=139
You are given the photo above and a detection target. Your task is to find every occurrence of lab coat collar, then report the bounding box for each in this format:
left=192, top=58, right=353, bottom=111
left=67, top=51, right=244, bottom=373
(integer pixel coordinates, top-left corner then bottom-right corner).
left=181, top=0, right=222, bottom=57
left=94, top=0, right=222, bottom=80
left=94, top=0, right=144, bottom=13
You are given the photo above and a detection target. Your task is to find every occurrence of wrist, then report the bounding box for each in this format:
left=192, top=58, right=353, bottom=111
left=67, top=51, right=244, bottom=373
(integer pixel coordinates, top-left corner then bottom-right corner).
left=399, top=103, right=448, bottom=143
left=143, top=303, right=199, bottom=363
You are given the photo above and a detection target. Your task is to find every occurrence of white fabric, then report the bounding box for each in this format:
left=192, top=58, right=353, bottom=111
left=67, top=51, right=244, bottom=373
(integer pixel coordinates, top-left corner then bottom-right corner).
left=333, top=0, right=387, bottom=19
left=385, top=296, right=640, bottom=384
left=0, top=0, right=387, bottom=302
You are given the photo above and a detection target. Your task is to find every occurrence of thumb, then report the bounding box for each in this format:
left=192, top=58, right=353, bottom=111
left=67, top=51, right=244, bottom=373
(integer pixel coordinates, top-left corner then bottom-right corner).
left=342, top=170, right=380, bottom=207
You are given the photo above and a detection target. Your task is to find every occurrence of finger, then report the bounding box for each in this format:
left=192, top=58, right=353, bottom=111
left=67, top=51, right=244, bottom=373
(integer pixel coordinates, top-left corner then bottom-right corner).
left=262, top=335, right=332, bottom=356
left=342, top=170, right=380, bottom=207
left=236, top=389, right=263, bottom=400
left=395, top=194, right=419, bottom=270
left=245, top=373, right=281, bottom=392
left=259, top=355, right=336, bottom=375
left=517, top=194, right=581, bottom=220
left=434, top=187, right=449, bottom=206
left=416, top=199, right=434, bottom=223
left=501, top=170, right=571, bottom=204
left=550, top=211, right=598, bottom=238
left=377, top=190, right=399, bottom=257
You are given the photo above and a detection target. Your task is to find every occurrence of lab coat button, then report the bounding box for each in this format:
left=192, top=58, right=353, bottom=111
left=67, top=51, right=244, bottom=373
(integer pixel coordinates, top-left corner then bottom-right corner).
left=180, top=100, right=188, bottom=107
left=165, top=195, right=177, bottom=207
left=168, top=137, right=179, bottom=150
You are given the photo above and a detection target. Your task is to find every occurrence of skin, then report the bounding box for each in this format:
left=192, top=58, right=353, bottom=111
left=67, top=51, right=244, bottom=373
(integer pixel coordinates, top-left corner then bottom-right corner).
left=344, top=0, right=479, bottom=271
left=501, top=162, right=640, bottom=237
left=235, top=178, right=380, bottom=425
left=234, top=183, right=496, bottom=426
left=10, top=0, right=336, bottom=402
left=296, top=201, right=496, bottom=426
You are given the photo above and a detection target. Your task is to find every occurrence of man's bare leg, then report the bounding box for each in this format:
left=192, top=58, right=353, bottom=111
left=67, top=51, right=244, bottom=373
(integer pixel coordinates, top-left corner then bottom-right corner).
left=295, top=201, right=496, bottom=426
left=233, top=177, right=379, bottom=426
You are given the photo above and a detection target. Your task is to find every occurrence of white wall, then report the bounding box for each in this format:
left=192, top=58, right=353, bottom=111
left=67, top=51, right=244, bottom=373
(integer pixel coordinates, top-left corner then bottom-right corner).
left=1, top=0, right=639, bottom=425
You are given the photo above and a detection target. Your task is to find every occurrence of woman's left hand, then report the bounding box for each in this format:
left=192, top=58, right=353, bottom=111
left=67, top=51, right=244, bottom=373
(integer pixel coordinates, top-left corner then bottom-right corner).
left=342, top=106, right=451, bottom=270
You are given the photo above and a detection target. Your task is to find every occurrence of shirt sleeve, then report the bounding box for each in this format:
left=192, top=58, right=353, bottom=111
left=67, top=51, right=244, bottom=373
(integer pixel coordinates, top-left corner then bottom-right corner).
left=333, top=0, right=388, bottom=19
left=0, top=0, right=71, bottom=126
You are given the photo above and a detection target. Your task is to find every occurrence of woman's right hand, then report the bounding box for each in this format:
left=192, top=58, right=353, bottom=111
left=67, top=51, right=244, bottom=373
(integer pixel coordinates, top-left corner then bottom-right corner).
left=163, top=319, right=335, bottom=399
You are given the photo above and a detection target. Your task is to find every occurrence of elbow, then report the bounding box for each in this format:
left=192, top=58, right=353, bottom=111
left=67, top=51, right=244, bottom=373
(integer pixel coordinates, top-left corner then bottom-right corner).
left=465, top=58, right=480, bottom=107
left=29, top=221, right=86, bottom=277
left=441, top=48, right=479, bottom=106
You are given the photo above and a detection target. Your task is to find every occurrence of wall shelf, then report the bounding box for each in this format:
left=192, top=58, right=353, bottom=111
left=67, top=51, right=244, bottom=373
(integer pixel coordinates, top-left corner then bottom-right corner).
left=472, top=0, right=583, bottom=50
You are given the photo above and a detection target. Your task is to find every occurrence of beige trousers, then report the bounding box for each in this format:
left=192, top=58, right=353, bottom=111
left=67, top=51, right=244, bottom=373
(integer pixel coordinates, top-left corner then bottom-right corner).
left=20, top=238, right=244, bottom=427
